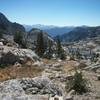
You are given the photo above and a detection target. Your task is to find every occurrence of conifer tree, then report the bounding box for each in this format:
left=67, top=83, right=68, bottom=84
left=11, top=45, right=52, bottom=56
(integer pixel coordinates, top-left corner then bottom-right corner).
left=36, top=31, right=45, bottom=57
left=14, top=31, right=27, bottom=48
left=46, top=39, right=53, bottom=59
left=14, top=31, right=23, bottom=45
left=0, top=30, right=3, bottom=38
left=56, top=35, right=66, bottom=60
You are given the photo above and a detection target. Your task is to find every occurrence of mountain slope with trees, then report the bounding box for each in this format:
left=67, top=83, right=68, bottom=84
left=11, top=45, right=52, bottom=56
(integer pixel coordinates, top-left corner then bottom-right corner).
left=61, top=26, right=100, bottom=42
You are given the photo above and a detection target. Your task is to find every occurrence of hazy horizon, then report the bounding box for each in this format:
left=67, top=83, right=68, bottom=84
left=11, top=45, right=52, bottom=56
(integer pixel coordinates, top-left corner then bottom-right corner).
left=0, top=0, right=100, bottom=26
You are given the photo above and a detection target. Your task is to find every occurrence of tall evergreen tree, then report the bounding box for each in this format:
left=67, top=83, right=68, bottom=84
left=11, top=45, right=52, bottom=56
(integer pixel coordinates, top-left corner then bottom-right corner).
left=56, top=36, right=62, bottom=56
left=56, top=35, right=66, bottom=60
left=14, top=31, right=23, bottom=45
left=14, top=31, right=27, bottom=48
left=36, top=31, right=45, bottom=57
left=44, top=39, right=53, bottom=59
left=0, top=30, right=3, bottom=38
left=48, top=40, right=52, bottom=55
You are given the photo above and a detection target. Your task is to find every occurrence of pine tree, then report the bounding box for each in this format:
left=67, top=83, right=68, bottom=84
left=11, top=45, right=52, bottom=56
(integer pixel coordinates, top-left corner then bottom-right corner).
left=45, top=39, right=53, bottom=59
left=14, top=31, right=23, bottom=45
left=14, top=31, right=27, bottom=48
left=56, top=36, right=66, bottom=60
left=0, top=30, right=3, bottom=38
left=48, top=40, right=52, bottom=55
left=36, top=31, right=45, bottom=57
left=56, top=36, right=62, bottom=56
left=66, top=70, right=88, bottom=94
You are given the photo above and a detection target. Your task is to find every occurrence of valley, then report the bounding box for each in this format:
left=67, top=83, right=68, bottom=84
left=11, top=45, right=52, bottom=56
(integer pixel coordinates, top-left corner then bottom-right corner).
left=0, top=12, right=100, bottom=100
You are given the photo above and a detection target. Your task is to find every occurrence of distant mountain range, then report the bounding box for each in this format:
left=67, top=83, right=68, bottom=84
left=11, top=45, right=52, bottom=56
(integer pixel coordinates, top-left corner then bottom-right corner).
left=24, top=24, right=100, bottom=42
left=0, top=12, right=100, bottom=43
left=23, top=24, right=75, bottom=37
left=23, top=24, right=56, bottom=31
left=61, top=26, right=100, bottom=42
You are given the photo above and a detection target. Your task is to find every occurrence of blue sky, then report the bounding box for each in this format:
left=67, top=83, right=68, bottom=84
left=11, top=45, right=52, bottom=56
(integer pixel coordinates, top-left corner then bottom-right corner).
left=0, top=0, right=100, bottom=26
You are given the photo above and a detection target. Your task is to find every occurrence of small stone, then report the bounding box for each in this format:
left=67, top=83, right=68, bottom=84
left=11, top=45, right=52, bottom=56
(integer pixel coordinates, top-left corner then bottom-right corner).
left=65, top=96, right=73, bottom=100
left=0, top=42, right=3, bottom=46
left=14, top=62, right=21, bottom=67
left=54, top=97, right=59, bottom=100
left=50, top=95, right=63, bottom=100
left=53, top=63, right=62, bottom=68
left=26, top=87, right=39, bottom=94
left=97, top=75, right=100, bottom=80
left=66, top=75, right=73, bottom=80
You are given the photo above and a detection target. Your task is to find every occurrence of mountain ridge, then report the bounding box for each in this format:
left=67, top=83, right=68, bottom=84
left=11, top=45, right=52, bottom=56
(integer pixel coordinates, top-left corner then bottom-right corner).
left=23, top=24, right=75, bottom=37
left=60, top=26, right=100, bottom=42
left=0, top=12, right=25, bottom=35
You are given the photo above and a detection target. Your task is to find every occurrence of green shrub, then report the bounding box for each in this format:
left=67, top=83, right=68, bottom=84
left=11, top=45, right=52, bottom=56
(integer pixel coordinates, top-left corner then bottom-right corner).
left=66, top=70, right=88, bottom=94
left=90, top=53, right=99, bottom=63
left=78, top=62, right=87, bottom=69
left=0, top=64, right=8, bottom=68
left=76, top=50, right=82, bottom=59
left=0, top=30, right=3, bottom=38
left=70, top=55, right=75, bottom=60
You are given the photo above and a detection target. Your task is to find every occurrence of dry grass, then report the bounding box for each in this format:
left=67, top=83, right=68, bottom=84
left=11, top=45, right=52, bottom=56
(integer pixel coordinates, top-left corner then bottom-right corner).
left=0, top=58, right=78, bottom=81
left=41, top=59, right=79, bottom=75
left=0, top=64, right=44, bottom=81
left=42, top=59, right=77, bottom=73
left=0, top=59, right=54, bottom=82
left=63, top=61, right=78, bottom=73
left=42, top=58, right=57, bottom=64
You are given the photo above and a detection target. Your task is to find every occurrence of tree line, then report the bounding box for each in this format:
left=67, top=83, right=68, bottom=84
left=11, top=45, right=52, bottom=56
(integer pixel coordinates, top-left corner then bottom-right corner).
left=13, top=30, right=66, bottom=60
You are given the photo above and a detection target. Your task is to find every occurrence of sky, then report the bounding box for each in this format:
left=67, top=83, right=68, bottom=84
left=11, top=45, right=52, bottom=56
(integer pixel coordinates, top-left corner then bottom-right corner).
left=0, top=0, right=100, bottom=26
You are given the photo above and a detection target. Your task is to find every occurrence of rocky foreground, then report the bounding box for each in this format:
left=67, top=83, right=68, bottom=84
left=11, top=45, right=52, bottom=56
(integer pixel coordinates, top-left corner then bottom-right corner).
left=0, top=56, right=100, bottom=100
left=0, top=41, right=100, bottom=100
left=0, top=76, right=62, bottom=100
left=0, top=70, right=100, bottom=100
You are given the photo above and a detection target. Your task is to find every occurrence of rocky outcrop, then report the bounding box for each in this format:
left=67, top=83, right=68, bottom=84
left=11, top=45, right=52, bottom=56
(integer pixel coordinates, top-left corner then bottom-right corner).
left=28, top=28, right=48, bottom=42
left=20, top=76, right=62, bottom=96
left=27, top=28, right=55, bottom=49
left=0, top=46, right=39, bottom=65
left=0, top=51, right=20, bottom=65
left=0, top=76, right=63, bottom=100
